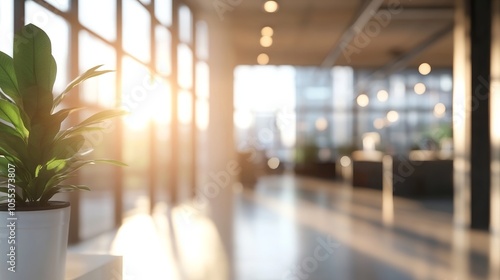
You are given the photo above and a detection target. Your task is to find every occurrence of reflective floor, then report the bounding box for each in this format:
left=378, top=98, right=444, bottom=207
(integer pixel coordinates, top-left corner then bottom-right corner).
left=70, top=174, right=500, bottom=280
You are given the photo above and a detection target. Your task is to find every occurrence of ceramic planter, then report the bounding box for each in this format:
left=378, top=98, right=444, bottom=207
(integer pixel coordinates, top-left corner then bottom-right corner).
left=0, top=201, right=70, bottom=280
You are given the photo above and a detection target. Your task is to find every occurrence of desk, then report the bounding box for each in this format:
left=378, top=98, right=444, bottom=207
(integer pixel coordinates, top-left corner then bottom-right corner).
left=65, top=254, right=122, bottom=280
left=351, top=150, right=384, bottom=189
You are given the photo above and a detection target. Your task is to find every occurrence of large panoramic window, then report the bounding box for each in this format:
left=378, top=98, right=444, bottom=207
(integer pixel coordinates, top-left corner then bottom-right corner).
left=234, top=65, right=453, bottom=166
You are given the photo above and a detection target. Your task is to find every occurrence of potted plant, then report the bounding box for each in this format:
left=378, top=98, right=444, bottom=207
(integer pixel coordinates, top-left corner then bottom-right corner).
left=0, top=24, right=125, bottom=280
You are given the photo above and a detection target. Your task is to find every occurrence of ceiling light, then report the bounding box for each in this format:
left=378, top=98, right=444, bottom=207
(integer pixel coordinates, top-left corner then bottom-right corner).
left=377, top=90, right=388, bottom=102
left=418, top=63, right=432, bottom=75
left=257, top=53, right=269, bottom=65
left=264, top=1, right=278, bottom=13
left=387, top=111, right=399, bottom=123
left=414, top=82, right=426, bottom=94
left=434, top=103, right=446, bottom=117
left=356, top=94, right=369, bottom=107
left=260, top=36, right=273, bottom=47
left=267, top=157, right=280, bottom=169
left=261, top=26, right=274, bottom=37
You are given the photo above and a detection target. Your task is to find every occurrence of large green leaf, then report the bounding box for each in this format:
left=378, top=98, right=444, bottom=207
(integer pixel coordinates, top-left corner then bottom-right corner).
left=21, top=86, right=54, bottom=119
left=0, top=99, right=29, bottom=139
left=0, top=133, right=27, bottom=163
left=50, top=135, right=85, bottom=160
left=52, top=107, right=83, bottom=122
left=78, top=109, right=126, bottom=128
left=92, top=159, right=128, bottom=167
left=0, top=122, right=24, bottom=146
left=56, top=110, right=126, bottom=140
left=0, top=51, right=21, bottom=105
left=13, top=24, right=56, bottom=118
left=57, top=126, right=107, bottom=141
left=53, top=65, right=113, bottom=108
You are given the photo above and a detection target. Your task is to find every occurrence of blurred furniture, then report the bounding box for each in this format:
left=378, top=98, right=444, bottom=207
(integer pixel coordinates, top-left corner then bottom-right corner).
left=351, top=150, right=384, bottom=189
left=351, top=150, right=453, bottom=197
left=294, top=162, right=336, bottom=180
left=393, top=151, right=453, bottom=198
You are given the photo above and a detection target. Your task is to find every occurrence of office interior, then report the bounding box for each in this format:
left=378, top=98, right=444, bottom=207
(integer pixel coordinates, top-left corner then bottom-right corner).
left=1, top=0, right=500, bottom=279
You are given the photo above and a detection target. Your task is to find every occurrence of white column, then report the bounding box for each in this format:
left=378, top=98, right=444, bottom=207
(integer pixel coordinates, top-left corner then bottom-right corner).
left=452, top=0, right=472, bottom=228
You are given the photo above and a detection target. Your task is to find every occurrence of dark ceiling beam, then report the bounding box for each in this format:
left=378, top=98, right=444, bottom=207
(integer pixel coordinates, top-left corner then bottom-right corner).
left=321, top=0, right=385, bottom=67
left=356, top=22, right=454, bottom=91
left=386, top=7, right=454, bottom=20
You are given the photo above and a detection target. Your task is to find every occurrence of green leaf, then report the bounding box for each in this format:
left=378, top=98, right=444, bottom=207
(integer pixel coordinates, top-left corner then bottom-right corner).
left=0, top=187, right=10, bottom=195
left=93, top=159, right=128, bottom=167
left=52, top=107, right=83, bottom=122
left=57, top=126, right=107, bottom=142
left=0, top=133, right=27, bottom=163
left=35, top=165, right=42, bottom=177
left=0, top=51, right=21, bottom=105
left=13, top=24, right=56, bottom=119
left=78, top=109, right=126, bottom=128
left=0, top=123, right=25, bottom=150
left=13, top=24, right=56, bottom=94
left=46, top=159, right=67, bottom=172
left=54, top=65, right=113, bottom=108
left=0, top=99, right=29, bottom=139
left=56, top=110, right=126, bottom=140
left=51, top=135, right=85, bottom=160
left=59, top=184, right=91, bottom=192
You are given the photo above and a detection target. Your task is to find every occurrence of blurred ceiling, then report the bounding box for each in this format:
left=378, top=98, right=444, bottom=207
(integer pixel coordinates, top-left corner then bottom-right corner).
left=194, top=0, right=454, bottom=69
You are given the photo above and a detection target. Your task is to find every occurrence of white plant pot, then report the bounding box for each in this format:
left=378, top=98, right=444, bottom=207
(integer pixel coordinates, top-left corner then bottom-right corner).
left=0, top=201, right=70, bottom=280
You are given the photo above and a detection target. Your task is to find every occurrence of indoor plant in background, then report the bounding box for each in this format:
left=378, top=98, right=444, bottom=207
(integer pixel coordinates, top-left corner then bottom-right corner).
left=0, top=24, right=125, bottom=280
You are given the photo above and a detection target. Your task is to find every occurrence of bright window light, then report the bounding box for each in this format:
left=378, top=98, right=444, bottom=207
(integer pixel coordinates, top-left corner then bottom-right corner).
left=0, top=0, right=13, bottom=56
left=123, top=0, right=151, bottom=62
left=178, top=91, right=193, bottom=125
left=79, top=0, right=116, bottom=41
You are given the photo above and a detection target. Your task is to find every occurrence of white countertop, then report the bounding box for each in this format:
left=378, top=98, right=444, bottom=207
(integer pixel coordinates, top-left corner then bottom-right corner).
left=65, top=254, right=122, bottom=280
